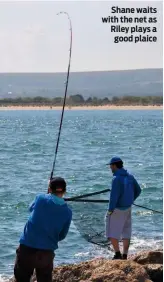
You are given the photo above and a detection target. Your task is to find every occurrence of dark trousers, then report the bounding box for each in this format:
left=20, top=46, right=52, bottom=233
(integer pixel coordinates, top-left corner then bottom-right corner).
left=14, top=244, right=54, bottom=282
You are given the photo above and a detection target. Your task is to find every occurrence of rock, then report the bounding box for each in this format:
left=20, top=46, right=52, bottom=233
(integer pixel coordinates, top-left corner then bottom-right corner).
left=9, top=250, right=163, bottom=282
left=131, top=250, right=163, bottom=282
left=45, top=259, right=151, bottom=282
left=144, top=264, right=163, bottom=282
left=132, top=250, right=163, bottom=265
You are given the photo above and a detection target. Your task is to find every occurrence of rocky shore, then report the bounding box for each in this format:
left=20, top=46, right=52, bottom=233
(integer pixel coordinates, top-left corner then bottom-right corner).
left=10, top=250, right=163, bottom=282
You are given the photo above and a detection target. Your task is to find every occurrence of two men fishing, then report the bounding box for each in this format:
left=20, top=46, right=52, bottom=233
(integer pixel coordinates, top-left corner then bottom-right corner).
left=14, top=157, right=141, bottom=281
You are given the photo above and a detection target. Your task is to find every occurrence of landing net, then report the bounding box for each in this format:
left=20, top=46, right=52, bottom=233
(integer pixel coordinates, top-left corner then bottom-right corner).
left=69, top=191, right=113, bottom=249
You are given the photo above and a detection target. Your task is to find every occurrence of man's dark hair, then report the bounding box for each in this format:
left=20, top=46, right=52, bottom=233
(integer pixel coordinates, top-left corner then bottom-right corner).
left=114, top=161, right=123, bottom=169
left=49, top=177, right=66, bottom=194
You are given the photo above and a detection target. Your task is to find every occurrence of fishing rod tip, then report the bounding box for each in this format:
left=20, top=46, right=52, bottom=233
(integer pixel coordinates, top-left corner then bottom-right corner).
left=57, top=11, right=68, bottom=15
left=57, top=12, right=63, bottom=16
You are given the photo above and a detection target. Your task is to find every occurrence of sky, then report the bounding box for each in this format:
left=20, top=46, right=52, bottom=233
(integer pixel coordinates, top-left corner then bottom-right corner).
left=0, top=1, right=163, bottom=72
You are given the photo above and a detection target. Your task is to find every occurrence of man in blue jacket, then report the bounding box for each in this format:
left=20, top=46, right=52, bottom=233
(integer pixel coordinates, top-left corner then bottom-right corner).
left=106, top=157, right=141, bottom=260
left=14, top=177, right=72, bottom=282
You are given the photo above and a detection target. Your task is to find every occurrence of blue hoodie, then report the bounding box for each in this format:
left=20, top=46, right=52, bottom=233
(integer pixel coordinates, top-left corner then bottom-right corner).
left=109, top=168, right=141, bottom=211
left=20, top=194, right=72, bottom=251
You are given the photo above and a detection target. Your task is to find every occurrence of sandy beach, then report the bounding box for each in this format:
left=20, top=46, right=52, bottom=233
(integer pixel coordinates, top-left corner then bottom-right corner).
left=0, top=105, right=163, bottom=111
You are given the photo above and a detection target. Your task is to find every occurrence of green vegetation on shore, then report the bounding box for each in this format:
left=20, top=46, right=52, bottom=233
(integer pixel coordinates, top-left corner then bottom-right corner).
left=0, top=95, right=163, bottom=106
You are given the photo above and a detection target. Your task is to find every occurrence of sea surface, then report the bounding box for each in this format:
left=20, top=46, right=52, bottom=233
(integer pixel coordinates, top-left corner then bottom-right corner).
left=0, top=109, right=163, bottom=280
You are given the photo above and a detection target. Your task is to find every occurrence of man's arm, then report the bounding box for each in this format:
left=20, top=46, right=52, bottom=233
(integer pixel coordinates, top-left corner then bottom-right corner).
left=108, top=177, right=121, bottom=212
left=133, top=178, right=141, bottom=201
left=58, top=212, right=72, bottom=241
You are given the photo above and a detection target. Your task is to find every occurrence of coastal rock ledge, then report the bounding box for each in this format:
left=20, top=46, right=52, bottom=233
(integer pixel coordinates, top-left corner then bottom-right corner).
left=11, top=250, right=163, bottom=282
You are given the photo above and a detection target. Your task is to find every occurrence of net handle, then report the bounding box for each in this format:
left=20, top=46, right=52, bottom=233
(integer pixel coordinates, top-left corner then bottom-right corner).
left=64, top=188, right=110, bottom=201
left=65, top=190, right=163, bottom=214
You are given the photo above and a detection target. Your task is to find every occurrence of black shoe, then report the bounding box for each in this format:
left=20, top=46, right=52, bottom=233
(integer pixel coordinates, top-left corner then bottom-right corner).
left=122, top=254, right=127, bottom=260
left=112, top=252, right=122, bottom=260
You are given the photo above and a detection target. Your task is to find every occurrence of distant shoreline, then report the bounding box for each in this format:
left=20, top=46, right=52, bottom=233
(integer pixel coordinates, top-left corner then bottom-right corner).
left=0, top=105, right=162, bottom=110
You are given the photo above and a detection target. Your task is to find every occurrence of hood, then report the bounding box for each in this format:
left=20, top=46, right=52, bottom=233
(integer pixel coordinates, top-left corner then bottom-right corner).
left=50, top=194, right=66, bottom=206
left=114, top=168, right=129, bottom=176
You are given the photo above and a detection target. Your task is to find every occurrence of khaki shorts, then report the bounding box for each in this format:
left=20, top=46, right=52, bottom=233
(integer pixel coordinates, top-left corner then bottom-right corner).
left=105, top=208, right=132, bottom=240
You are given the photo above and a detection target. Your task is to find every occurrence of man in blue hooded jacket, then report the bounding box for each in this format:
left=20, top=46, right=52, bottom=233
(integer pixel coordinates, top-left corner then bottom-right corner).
left=106, top=157, right=141, bottom=260
left=14, top=177, right=72, bottom=282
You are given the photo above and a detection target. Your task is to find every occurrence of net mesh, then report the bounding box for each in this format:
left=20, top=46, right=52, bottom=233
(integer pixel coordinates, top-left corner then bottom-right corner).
left=68, top=191, right=113, bottom=249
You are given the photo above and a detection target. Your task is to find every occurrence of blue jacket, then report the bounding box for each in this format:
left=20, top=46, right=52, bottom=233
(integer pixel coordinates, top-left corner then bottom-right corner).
left=109, top=168, right=141, bottom=211
left=20, top=194, right=72, bottom=251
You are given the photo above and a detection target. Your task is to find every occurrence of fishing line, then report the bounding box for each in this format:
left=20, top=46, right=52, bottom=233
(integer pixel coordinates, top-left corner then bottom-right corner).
left=50, top=12, right=72, bottom=180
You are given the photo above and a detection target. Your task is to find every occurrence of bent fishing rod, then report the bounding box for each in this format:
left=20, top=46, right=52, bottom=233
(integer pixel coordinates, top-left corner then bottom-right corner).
left=50, top=12, right=72, bottom=180
left=65, top=188, right=163, bottom=214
